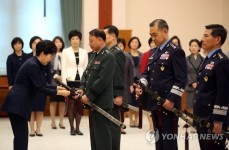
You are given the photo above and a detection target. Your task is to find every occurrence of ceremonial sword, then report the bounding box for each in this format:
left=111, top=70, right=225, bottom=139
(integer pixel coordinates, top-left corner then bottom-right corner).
left=139, top=79, right=229, bottom=140
left=53, top=75, right=126, bottom=129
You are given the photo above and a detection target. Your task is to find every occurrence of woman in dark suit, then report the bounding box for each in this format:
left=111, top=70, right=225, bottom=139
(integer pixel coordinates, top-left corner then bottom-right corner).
left=2, top=40, right=70, bottom=150
left=117, top=38, right=134, bottom=134
left=128, top=36, right=142, bottom=127
left=28, top=36, right=52, bottom=136
left=6, top=37, right=29, bottom=90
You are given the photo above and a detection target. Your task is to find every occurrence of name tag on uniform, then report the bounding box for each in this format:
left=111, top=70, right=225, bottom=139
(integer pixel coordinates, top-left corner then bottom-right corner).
left=160, top=53, right=170, bottom=60
left=94, top=61, right=101, bottom=64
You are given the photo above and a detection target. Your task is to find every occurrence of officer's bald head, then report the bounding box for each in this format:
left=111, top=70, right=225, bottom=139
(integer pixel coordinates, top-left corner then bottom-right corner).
left=149, top=19, right=169, bottom=31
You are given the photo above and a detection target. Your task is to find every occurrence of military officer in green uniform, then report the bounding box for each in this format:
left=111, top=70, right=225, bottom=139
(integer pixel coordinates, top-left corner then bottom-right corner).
left=77, top=29, right=115, bottom=150
left=103, top=25, right=126, bottom=150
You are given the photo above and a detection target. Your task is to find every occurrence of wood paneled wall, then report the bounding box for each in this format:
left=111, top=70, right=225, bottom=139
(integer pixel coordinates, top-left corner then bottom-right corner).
left=99, top=0, right=112, bottom=29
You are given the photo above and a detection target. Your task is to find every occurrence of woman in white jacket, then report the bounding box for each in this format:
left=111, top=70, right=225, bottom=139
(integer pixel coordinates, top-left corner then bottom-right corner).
left=61, top=30, right=88, bottom=135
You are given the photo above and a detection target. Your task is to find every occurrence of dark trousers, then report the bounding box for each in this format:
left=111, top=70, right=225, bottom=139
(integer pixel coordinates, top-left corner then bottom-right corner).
left=8, top=113, right=28, bottom=150
left=110, top=105, right=121, bottom=150
left=196, top=125, right=227, bottom=150
left=151, top=108, right=178, bottom=150
left=89, top=109, right=112, bottom=150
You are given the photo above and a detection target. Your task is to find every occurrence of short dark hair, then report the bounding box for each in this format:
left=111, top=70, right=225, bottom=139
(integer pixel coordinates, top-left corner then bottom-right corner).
left=89, top=29, right=106, bottom=41
left=189, top=39, right=201, bottom=47
left=117, top=38, right=126, bottom=49
left=205, top=24, right=227, bottom=45
left=68, top=30, right=82, bottom=41
left=149, top=19, right=169, bottom=31
left=103, top=25, right=119, bottom=38
left=189, top=39, right=201, bottom=52
left=36, top=40, right=57, bottom=56
left=171, top=35, right=182, bottom=48
left=52, top=36, right=65, bottom=52
left=128, top=36, right=142, bottom=49
left=11, top=37, right=24, bottom=50
left=148, top=37, right=153, bottom=46
left=29, top=36, right=42, bottom=49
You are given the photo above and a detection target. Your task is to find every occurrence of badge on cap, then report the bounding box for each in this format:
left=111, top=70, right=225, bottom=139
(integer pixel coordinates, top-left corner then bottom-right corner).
left=204, top=76, right=208, bottom=82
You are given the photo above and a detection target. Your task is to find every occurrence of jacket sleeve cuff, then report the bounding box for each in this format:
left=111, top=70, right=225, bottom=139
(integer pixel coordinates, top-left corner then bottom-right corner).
left=167, top=93, right=180, bottom=104
left=167, top=85, right=184, bottom=104
left=212, top=115, right=225, bottom=123
left=211, top=105, right=228, bottom=122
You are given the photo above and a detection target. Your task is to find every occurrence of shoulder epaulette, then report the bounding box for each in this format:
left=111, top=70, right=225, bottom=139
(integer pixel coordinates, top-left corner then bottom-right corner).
left=114, top=46, right=121, bottom=51
left=104, top=50, right=109, bottom=54
left=217, top=53, right=224, bottom=59
left=170, top=43, right=177, bottom=49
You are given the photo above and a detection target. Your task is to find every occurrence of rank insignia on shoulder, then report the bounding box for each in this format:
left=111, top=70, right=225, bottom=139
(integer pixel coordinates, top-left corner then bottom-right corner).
left=170, top=43, right=176, bottom=49
left=218, top=53, right=223, bottom=59
left=204, top=76, right=208, bottom=82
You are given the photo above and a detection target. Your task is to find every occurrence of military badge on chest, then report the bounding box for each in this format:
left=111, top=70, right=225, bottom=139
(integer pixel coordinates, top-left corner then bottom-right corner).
left=203, top=61, right=215, bottom=82
left=159, top=51, right=170, bottom=71
left=205, top=61, right=214, bottom=70
left=204, top=76, right=208, bottom=82
left=94, top=61, right=101, bottom=65
left=160, top=66, right=165, bottom=71
left=160, top=51, right=170, bottom=60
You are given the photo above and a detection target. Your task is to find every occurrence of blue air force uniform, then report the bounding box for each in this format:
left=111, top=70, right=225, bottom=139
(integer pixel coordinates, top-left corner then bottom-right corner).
left=193, top=49, right=229, bottom=150
left=141, top=40, right=187, bottom=150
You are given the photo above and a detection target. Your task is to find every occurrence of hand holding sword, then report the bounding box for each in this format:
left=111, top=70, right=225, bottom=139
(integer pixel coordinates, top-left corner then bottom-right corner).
left=53, top=74, right=126, bottom=129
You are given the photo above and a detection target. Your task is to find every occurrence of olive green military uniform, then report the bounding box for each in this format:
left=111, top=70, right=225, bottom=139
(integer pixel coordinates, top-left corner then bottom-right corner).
left=80, top=47, right=115, bottom=150
left=109, top=45, right=125, bottom=150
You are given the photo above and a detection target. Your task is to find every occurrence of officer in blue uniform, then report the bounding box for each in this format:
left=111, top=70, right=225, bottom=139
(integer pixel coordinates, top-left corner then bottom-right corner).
left=103, top=25, right=125, bottom=150
left=193, top=24, right=229, bottom=150
left=78, top=29, right=115, bottom=150
left=2, top=40, right=70, bottom=150
left=135, top=19, right=187, bottom=150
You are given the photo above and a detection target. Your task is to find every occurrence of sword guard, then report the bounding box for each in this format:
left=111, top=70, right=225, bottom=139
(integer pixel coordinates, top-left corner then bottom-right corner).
left=121, top=124, right=126, bottom=129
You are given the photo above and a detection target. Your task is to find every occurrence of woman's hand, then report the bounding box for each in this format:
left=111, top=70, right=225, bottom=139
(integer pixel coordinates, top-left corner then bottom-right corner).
left=57, top=89, right=70, bottom=97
